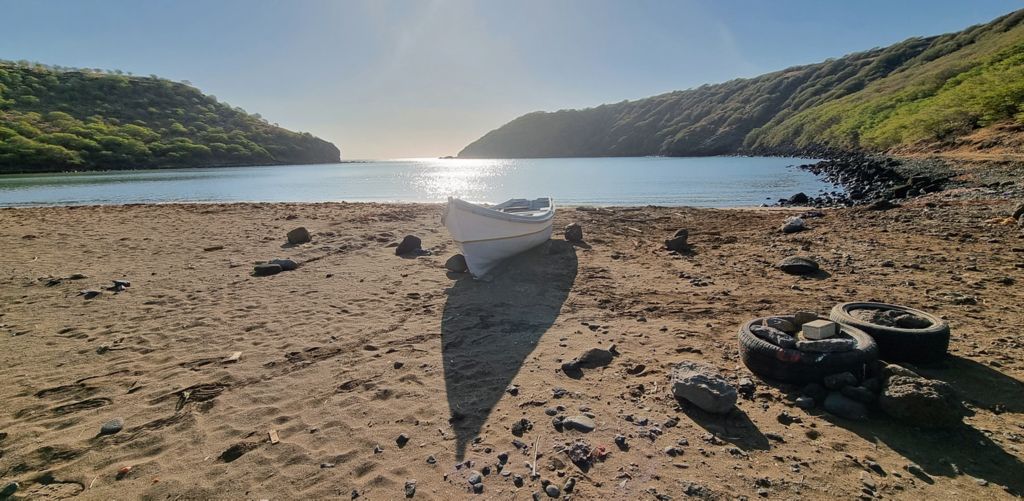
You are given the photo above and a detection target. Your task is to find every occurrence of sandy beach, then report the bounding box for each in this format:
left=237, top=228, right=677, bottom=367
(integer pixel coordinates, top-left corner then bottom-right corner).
left=1, top=193, right=1022, bottom=500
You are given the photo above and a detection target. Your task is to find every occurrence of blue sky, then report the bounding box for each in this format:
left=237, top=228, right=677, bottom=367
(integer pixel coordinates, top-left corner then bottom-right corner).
left=1, top=1, right=1020, bottom=159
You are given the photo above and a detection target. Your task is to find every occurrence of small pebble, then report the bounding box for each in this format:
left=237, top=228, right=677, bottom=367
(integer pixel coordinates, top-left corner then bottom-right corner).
left=100, top=417, right=124, bottom=435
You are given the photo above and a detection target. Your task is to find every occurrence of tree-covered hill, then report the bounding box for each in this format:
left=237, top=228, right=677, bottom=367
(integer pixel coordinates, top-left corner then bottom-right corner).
left=459, top=9, right=1024, bottom=159
left=0, top=62, right=340, bottom=173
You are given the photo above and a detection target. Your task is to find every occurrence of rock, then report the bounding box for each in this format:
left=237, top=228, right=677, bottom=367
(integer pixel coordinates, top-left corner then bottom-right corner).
left=793, top=311, right=818, bottom=326
left=781, top=216, right=806, bottom=233
left=287, top=227, right=311, bottom=245
left=840, top=385, right=877, bottom=404
left=788, top=192, right=809, bottom=205
left=796, top=336, right=856, bottom=353
left=511, top=418, right=532, bottom=436
left=763, top=317, right=797, bottom=333
left=576, top=346, right=616, bottom=368
left=395, top=235, right=423, bottom=256
left=396, top=433, right=410, bottom=447
left=665, top=229, right=689, bottom=252
left=445, top=254, right=468, bottom=273
left=497, top=451, right=509, bottom=464
left=882, top=363, right=920, bottom=381
left=1012, top=202, right=1024, bottom=220
left=545, top=484, right=561, bottom=497
left=737, top=378, right=756, bottom=398
left=563, top=477, right=576, bottom=493
left=750, top=324, right=797, bottom=348
left=512, top=474, right=524, bottom=487
left=1, top=482, right=17, bottom=498
left=824, top=392, right=868, bottom=420
left=562, top=415, right=595, bottom=432
left=777, top=256, right=819, bottom=275
left=802, top=383, right=828, bottom=401
left=404, top=479, right=416, bottom=498
left=467, top=471, right=483, bottom=485
left=253, top=263, right=283, bottom=276
left=100, top=417, right=124, bottom=435
left=794, top=396, right=815, bottom=409
left=866, top=199, right=899, bottom=211
left=564, top=223, right=584, bottom=243
left=270, top=259, right=298, bottom=271
left=823, top=372, right=858, bottom=390
left=879, top=375, right=963, bottom=428
left=80, top=289, right=102, bottom=299
left=670, top=361, right=737, bottom=414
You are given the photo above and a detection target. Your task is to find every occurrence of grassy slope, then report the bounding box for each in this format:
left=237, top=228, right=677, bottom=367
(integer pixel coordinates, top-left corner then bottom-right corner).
left=0, top=63, right=340, bottom=173
left=459, top=10, right=1024, bottom=159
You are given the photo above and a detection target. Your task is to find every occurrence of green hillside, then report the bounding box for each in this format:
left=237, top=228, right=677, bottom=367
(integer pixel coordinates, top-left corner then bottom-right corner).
left=0, top=62, right=339, bottom=173
left=459, top=10, right=1024, bottom=158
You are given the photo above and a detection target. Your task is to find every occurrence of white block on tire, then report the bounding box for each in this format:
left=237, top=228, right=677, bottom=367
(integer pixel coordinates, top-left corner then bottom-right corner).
left=802, top=320, right=838, bottom=340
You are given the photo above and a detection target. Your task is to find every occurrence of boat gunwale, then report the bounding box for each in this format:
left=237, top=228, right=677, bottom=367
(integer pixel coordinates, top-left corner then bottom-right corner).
left=447, top=196, right=555, bottom=224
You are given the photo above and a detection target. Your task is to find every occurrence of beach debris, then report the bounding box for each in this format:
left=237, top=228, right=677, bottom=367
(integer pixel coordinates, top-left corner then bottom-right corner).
left=879, top=374, right=963, bottom=428
left=203, top=245, right=224, bottom=252
left=0, top=482, right=17, bottom=498
left=564, top=222, right=584, bottom=243
left=824, top=392, right=867, bottom=420
left=223, top=351, right=242, bottom=363
left=781, top=216, right=806, bottom=233
left=287, top=227, right=311, bottom=245
left=670, top=361, right=737, bottom=414
left=445, top=254, right=468, bottom=273
left=562, top=415, right=595, bottom=433
left=776, top=256, right=819, bottom=275
left=851, top=308, right=929, bottom=329
left=395, top=235, right=423, bottom=256
left=269, top=429, right=280, bottom=444
left=270, top=258, right=298, bottom=271
left=801, top=320, right=837, bottom=339
left=750, top=324, right=796, bottom=348
left=79, top=289, right=102, bottom=299
left=253, top=263, right=283, bottom=276
left=99, top=417, right=124, bottom=435
left=115, top=466, right=133, bottom=480
left=665, top=229, right=689, bottom=252
left=396, top=433, right=410, bottom=447
left=404, top=479, right=416, bottom=498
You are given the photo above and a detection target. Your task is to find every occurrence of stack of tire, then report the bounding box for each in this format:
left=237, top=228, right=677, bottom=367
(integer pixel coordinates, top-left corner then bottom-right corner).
left=738, top=302, right=949, bottom=383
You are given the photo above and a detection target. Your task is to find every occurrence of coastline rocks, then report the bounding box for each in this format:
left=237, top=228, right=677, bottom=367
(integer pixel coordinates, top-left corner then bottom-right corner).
left=253, top=263, right=283, bottom=276
left=445, top=254, right=468, bottom=273
left=287, top=227, right=311, bottom=245
left=564, top=223, right=584, bottom=243
left=671, top=361, right=737, bottom=414
left=750, top=324, right=796, bottom=348
left=270, top=258, right=298, bottom=271
left=788, top=193, right=809, bottom=205
left=879, top=375, right=963, bottom=428
left=395, top=235, right=423, bottom=256
left=824, top=392, right=868, bottom=420
left=665, top=229, right=690, bottom=253
left=781, top=216, right=806, bottom=234
left=777, top=256, right=819, bottom=275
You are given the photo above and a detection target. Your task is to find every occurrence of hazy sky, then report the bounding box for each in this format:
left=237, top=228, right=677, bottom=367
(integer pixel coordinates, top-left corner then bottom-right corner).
left=1, top=1, right=1020, bottom=159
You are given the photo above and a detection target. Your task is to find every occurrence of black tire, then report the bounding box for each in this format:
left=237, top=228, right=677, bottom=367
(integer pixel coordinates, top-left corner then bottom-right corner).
left=830, top=302, right=949, bottom=363
left=738, top=316, right=878, bottom=384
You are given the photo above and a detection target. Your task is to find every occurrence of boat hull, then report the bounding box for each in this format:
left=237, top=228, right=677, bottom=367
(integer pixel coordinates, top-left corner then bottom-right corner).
left=444, top=197, right=554, bottom=278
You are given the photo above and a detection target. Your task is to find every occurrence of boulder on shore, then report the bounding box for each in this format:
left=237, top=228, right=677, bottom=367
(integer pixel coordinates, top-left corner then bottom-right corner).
left=879, top=375, right=963, bottom=428
left=445, top=254, right=468, bottom=273
left=287, top=227, right=311, bottom=245
left=670, top=361, right=737, bottom=414
left=665, top=229, right=689, bottom=252
left=564, top=222, right=584, bottom=243
left=777, top=256, right=820, bottom=275
left=396, top=235, right=423, bottom=256
left=781, top=216, right=806, bottom=234
left=253, top=263, right=283, bottom=276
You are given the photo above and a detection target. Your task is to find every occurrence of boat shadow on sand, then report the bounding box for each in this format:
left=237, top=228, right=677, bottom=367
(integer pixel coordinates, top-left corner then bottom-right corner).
left=441, top=240, right=577, bottom=461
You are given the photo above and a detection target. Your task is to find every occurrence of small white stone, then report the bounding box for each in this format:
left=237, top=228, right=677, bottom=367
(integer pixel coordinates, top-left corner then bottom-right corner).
left=802, top=319, right=837, bottom=340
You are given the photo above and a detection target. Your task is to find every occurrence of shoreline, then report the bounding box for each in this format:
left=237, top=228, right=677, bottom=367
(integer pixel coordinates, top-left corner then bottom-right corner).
left=0, top=195, right=1021, bottom=499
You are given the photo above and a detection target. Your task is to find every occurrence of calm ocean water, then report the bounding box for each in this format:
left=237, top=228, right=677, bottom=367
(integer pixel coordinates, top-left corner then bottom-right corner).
left=0, top=156, right=833, bottom=208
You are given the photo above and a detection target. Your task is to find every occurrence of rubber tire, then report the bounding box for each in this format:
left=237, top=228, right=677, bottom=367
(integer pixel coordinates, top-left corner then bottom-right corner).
left=829, top=302, right=949, bottom=363
left=738, top=316, right=878, bottom=384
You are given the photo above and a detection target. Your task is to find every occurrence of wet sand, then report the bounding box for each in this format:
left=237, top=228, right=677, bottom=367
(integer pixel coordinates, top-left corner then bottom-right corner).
left=0, top=194, right=1022, bottom=500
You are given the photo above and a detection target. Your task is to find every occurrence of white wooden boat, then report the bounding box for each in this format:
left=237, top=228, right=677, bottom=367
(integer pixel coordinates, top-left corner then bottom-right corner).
left=443, top=197, right=555, bottom=278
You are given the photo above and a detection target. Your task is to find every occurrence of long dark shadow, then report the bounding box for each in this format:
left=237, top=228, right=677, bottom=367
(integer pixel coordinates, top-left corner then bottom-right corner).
left=442, top=240, right=577, bottom=461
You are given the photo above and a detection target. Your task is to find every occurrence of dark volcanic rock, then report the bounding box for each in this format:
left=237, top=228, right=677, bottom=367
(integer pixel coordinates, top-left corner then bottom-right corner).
left=824, top=392, right=867, bottom=420
left=253, top=263, right=283, bottom=276
left=395, top=235, right=423, bottom=256
left=777, top=256, right=819, bottom=275
left=445, top=254, right=468, bottom=273
left=665, top=229, right=689, bottom=252
left=788, top=192, right=809, bottom=205
left=270, top=259, right=298, bottom=271
left=99, top=417, right=124, bottom=435
left=879, top=375, right=963, bottom=428
left=564, top=222, right=584, bottom=243
left=671, top=361, right=737, bottom=414
left=287, top=227, right=311, bottom=245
